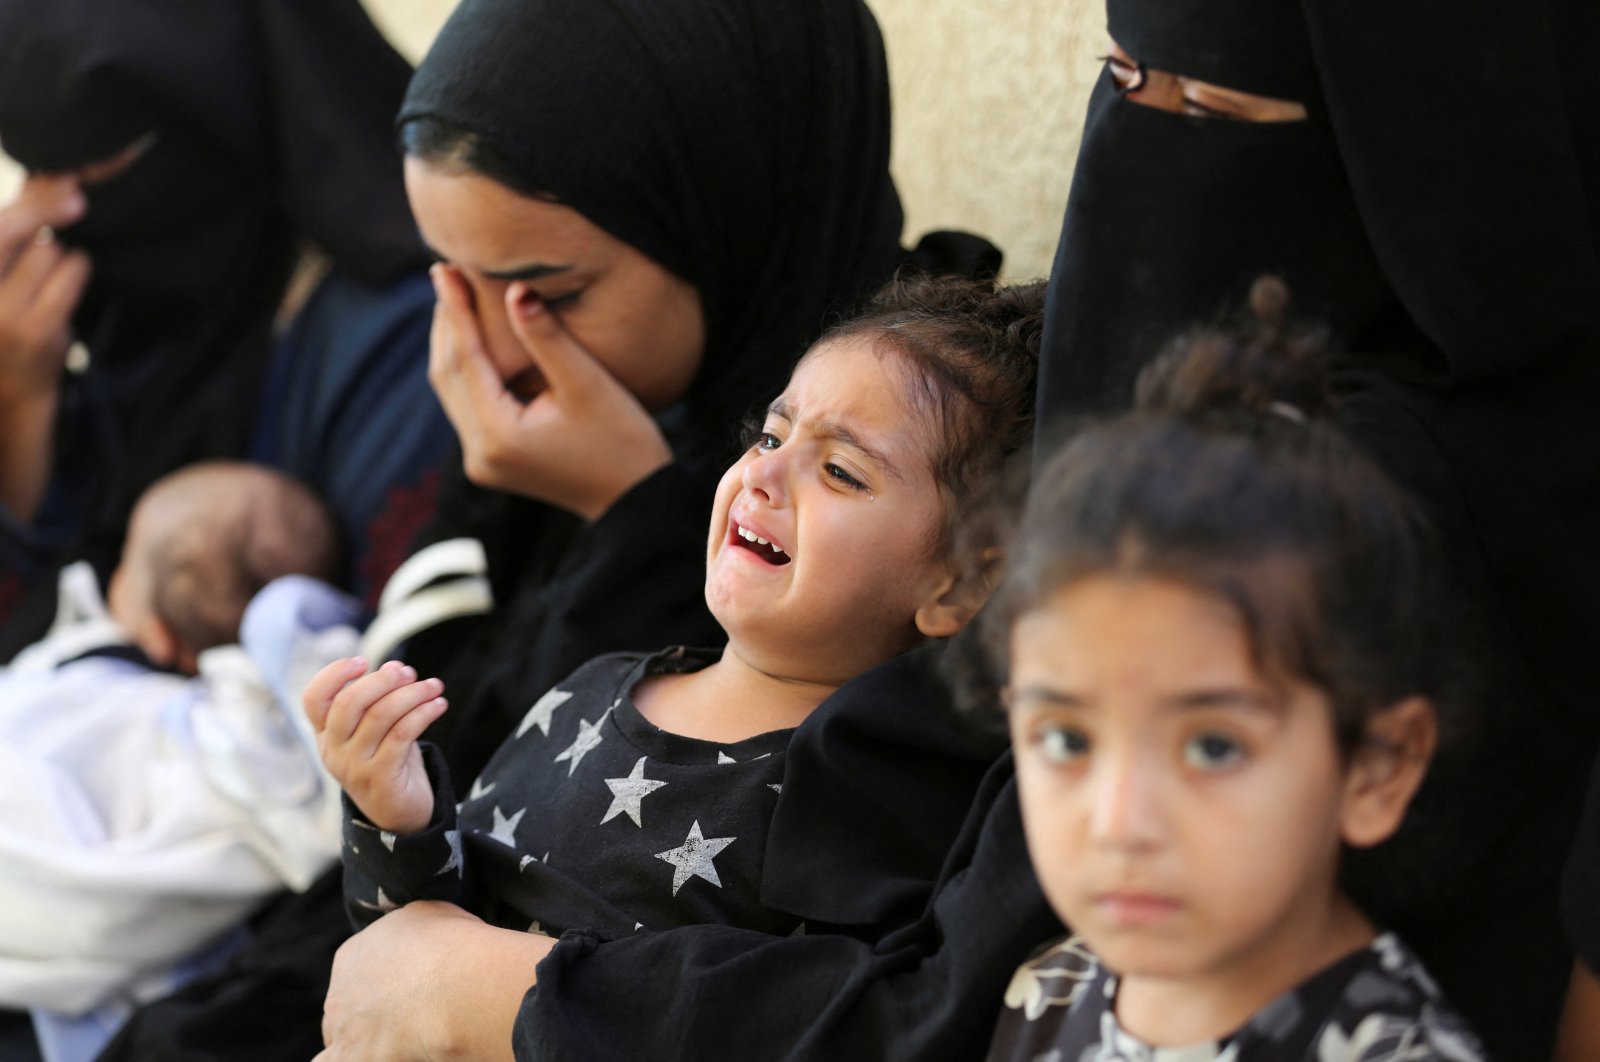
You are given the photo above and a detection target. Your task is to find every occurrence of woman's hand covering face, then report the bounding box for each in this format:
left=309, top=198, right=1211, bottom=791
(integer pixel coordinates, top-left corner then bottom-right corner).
left=0, top=175, right=90, bottom=409
left=427, top=263, right=674, bottom=521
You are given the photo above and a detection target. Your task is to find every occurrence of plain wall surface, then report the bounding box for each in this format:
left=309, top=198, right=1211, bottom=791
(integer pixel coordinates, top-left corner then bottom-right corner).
left=0, top=0, right=1103, bottom=280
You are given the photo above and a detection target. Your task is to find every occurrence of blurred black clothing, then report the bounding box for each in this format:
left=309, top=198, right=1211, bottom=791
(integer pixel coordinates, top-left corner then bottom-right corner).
left=0, top=0, right=429, bottom=657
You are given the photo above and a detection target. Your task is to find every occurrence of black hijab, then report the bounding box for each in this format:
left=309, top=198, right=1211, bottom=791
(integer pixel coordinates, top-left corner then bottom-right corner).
left=400, top=0, right=907, bottom=456
left=0, top=0, right=428, bottom=637
left=1037, top=2, right=1600, bottom=1051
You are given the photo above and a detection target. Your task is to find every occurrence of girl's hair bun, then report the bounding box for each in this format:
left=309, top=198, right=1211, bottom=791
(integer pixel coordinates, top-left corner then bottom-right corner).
left=1133, top=275, right=1334, bottom=423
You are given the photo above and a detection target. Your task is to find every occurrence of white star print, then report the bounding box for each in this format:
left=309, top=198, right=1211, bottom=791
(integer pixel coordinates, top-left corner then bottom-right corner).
left=517, top=688, right=574, bottom=739
left=768, top=784, right=782, bottom=794
left=520, top=854, right=534, bottom=871
left=554, top=707, right=612, bottom=776
left=654, top=820, right=736, bottom=897
left=600, top=757, right=668, bottom=827
left=355, top=887, right=398, bottom=914
left=379, top=831, right=397, bottom=852
left=436, top=829, right=463, bottom=877
left=467, top=776, right=497, bottom=802
left=716, top=751, right=737, bottom=764
left=488, top=806, right=526, bottom=847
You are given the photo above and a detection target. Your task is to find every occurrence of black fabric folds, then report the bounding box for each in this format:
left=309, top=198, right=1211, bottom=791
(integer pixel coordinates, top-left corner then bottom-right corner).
left=1038, top=2, right=1600, bottom=1055
left=0, top=0, right=429, bottom=657
left=0, top=0, right=425, bottom=283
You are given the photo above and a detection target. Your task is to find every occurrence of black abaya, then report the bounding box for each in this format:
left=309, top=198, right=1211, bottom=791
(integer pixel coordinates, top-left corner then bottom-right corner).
left=1035, top=2, right=1600, bottom=1055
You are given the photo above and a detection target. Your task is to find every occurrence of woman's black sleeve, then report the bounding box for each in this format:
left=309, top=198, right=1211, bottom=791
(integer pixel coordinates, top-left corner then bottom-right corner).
left=514, top=759, right=1064, bottom=1062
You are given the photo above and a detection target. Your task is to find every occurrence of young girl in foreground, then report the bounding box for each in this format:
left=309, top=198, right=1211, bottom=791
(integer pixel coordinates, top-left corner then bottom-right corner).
left=986, top=283, right=1487, bottom=1061
left=303, top=275, right=1041, bottom=940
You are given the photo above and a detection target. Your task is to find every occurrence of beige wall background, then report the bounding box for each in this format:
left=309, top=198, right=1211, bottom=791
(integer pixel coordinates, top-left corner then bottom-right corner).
left=0, top=0, right=1104, bottom=280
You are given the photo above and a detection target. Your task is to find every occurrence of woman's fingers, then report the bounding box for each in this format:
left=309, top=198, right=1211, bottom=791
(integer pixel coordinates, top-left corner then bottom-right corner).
left=429, top=265, right=525, bottom=449
left=504, top=282, right=609, bottom=397
left=0, top=177, right=85, bottom=275
left=23, top=248, right=90, bottom=338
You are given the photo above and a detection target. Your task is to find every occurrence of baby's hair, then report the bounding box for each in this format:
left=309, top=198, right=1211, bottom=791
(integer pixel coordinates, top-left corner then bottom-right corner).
left=985, top=276, right=1455, bottom=757
left=134, top=462, right=340, bottom=656
left=811, top=272, right=1046, bottom=562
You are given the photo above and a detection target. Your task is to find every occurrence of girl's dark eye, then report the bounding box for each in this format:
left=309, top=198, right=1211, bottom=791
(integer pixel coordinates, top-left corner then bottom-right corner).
left=1040, top=726, right=1090, bottom=764
left=1184, top=732, right=1245, bottom=771
left=754, top=432, right=781, bottom=453
left=826, top=463, right=866, bottom=491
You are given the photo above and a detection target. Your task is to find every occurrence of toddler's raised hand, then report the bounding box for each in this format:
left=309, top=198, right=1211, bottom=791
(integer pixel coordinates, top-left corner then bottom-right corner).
left=303, top=657, right=448, bottom=836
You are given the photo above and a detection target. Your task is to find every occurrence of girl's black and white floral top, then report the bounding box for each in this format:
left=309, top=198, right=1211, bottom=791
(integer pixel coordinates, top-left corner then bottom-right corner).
left=986, top=932, right=1487, bottom=1062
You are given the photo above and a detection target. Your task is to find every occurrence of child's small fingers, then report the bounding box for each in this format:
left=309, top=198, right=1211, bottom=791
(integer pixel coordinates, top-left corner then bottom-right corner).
left=323, top=661, right=416, bottom=742
left=371, top=697, right=449, bottom=771
left=347, top=677, right=446, bottom=759
left=302, top=657, right=368, bottom=730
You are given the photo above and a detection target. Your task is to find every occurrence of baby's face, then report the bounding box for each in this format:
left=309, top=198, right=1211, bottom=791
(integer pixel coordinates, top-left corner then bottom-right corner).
left=703, top=338, right=955, bottom=685
left=1007, top=574, right=1352, bottom=994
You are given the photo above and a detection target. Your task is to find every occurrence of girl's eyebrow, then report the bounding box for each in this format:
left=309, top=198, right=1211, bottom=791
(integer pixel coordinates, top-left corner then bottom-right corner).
left=817, top=417, right=904, bottom=482
left=1007, top=687, right=1279, bottom=713
left=1008, top=685, right=1084, bottom=709
left=766, top=398, right=905, bottom=482
left=1164, top=690, right=1280, bottom=714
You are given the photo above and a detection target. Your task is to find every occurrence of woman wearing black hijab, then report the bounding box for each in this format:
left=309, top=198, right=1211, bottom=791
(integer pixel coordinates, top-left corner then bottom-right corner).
left=1034, top=1, right=1600, bottom=1056
left=0, top=0, right=445, bottom=652
left=382, top=0, right=937, bottom=785
left=105, top=1, right=1007, bottom=1058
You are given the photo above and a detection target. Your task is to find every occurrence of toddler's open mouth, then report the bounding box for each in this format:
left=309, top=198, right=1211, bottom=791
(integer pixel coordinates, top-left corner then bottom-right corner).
left=732, top=522, right=791, bottom=566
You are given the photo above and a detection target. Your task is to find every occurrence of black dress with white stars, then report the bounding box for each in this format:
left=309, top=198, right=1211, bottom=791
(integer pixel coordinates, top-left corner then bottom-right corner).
left=340, top=647, right=801, bottom=940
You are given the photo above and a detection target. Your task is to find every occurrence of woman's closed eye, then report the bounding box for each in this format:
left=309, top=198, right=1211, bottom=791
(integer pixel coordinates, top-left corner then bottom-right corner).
left=541, top=289, right=582, bottom=311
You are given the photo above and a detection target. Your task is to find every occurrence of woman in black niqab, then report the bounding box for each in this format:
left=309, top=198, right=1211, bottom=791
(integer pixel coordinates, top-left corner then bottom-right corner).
left=1036, top=1, right=1600, bottom=1055
left=0, top=0, right=432, bottom=655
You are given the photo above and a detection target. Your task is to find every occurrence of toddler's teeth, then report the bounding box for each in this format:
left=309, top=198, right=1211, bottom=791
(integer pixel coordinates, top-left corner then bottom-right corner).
left=756, top=536, right=768, bottom=545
